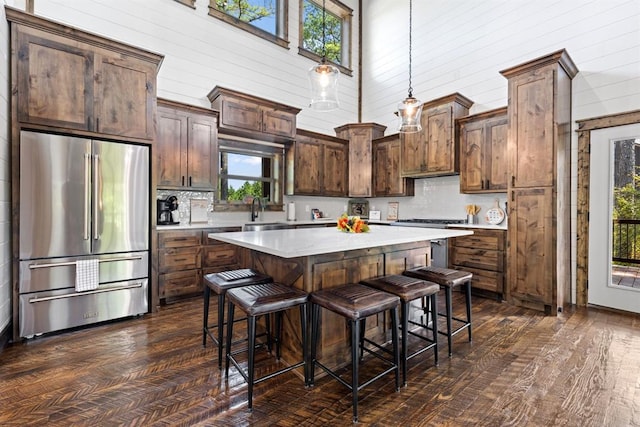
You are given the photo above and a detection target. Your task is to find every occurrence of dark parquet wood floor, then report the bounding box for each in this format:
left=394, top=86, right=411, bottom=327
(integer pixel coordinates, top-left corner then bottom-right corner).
left=1, top=292, right=639, bottom=426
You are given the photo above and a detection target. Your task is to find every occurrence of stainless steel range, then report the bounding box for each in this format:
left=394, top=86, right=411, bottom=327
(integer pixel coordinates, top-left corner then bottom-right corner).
left=390, top=219, right=467, bottom=268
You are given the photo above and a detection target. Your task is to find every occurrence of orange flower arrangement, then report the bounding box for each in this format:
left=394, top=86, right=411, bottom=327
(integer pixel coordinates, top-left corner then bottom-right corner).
left=337, top=213, right=370, bottom=233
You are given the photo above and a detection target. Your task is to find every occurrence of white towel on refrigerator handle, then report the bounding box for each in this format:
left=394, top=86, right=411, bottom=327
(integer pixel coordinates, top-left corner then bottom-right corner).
left=75, top=259, right=99, bottom=292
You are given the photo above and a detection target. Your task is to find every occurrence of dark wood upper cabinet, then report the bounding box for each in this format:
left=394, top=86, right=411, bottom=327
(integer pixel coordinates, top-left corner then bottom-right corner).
left=372, top=133, right=414, bottom=197
left=400, top=93, right=473, bottom=178
left=334, top=123, right=386, bottom=198
left=8, top=7, right=162, bottom=142
left=458, top=107, right=508, bottom=193
left=290, top=129, right=348, bottom=197
left=156, top=99, right=218, bottom=190
left=208, top=86, right=300, bottom=142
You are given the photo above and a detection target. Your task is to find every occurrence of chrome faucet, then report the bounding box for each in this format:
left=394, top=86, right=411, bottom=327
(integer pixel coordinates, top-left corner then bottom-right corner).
left=250, top=197, right=262, bottom=222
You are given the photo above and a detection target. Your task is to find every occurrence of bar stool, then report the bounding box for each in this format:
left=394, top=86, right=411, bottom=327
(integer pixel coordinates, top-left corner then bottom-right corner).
left=225, top=282, right=308, bottom=411
left=309, top=283, right=400, bottom=423
left=403, top=266, right=473, bottom=356
left=202, top=268, right=273, bottom=368
left=360, top=274, right=439, bottom=386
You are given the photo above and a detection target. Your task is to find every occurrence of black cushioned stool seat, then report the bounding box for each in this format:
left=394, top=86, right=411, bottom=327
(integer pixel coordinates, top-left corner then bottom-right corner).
left=309, top=283, right=400, bottom=423
left=360, top=274, right=439, bottom=386
left=225, top=282, right=308, bottom=411
left=203, top=269, right=273, bottom=368
left=403, top=266, right=473, bottom=356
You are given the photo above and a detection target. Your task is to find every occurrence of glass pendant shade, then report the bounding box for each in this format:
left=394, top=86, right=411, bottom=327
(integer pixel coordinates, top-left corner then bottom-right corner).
left=397, top=95, right=423, bottom=133
left=308, top=60, right=340, bottom=111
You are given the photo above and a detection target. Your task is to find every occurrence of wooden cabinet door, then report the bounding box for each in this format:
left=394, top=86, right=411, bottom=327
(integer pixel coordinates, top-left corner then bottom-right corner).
left=16, top=29, right=94, bottom=131
left=373, top=135, right=413, bottom=197
left=509, top=67, right=555, bottom=188
left=293, top=136, right=322, bottom=195
left=508, top=187, right=555, bottom=311
left=262, top=107, right=296, bottom=138
left=400, top=131, right=426, bottom=176
left=156, top=107, right=188, bottom=187
left=425, top=105, right=455, bottom=173
left=347, top=128, right=373, bottom=197
left=220, top=97, right=262, bottom=133
left=487, top=116, right=508, bottom=191
left=94, top=53, right=156, bottom=140
left=459, top=120, right=485, bottom=192
left=187, top=115, right=217, bottom=190
left=322, top=141, right=348, bottom=196
left=373, top=142, right=389, bottom=196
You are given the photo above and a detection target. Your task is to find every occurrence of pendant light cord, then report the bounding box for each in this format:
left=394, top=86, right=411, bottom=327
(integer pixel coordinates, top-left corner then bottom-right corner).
left=408, top=0, right=414, bottom=98
left=321, top=0, right=327, bottom=62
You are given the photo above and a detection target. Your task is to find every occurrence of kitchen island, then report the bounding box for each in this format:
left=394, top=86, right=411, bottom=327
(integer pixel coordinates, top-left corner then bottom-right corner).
left=209, top=225, right=473, bottom=371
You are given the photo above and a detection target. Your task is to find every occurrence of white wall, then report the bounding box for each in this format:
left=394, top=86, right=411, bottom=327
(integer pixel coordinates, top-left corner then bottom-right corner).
left=362, top=0, right=640, bottom=126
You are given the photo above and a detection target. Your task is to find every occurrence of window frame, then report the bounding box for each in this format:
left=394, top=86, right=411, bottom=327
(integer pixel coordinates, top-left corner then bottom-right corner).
left=298, top=0, right=353, bottom=76
left=215, top=138, right=285, bottom=212
left=208, top=0, right=290, bottom=49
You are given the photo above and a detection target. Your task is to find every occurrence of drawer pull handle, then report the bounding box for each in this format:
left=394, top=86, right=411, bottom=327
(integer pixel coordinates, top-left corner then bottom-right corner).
left=29, top=282, right=143, bottom=303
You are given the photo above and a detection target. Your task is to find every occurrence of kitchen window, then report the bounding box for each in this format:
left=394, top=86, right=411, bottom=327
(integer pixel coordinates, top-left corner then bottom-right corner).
left=217, top=138, right=284, bottom=210
left=209, top=0, right=289, bottom=49
left=299, top=0, right=352, bottom=76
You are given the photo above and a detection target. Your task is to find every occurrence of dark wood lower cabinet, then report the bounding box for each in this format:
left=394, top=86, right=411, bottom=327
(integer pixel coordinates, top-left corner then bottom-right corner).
left=157, top=227, right=240, bottom=303
left=449, top=227, right=506, bottom=299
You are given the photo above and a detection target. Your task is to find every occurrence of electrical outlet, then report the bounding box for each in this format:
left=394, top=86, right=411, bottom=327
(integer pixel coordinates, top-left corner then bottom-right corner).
left=305, top=205, right=310, bottom=212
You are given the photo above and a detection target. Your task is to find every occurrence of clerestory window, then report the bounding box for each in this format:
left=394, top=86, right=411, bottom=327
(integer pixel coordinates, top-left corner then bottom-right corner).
left=209, top=0, right=289, bottom=48
left=299, top=0, right=352, bottom=76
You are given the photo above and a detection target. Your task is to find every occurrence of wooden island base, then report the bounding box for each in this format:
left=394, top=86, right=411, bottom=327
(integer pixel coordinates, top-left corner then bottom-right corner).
left=236, top=241, right=431, bottom=374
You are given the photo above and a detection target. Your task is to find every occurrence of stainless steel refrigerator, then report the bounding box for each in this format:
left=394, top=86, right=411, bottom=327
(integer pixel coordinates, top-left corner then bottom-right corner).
left=18, top=130, right=150, bottom=338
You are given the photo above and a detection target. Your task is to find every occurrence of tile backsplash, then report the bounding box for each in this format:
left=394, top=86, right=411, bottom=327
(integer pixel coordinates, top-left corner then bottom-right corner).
left=157, top=190, right=215, bottom=224
left=157, top=175, right=508, bottom=226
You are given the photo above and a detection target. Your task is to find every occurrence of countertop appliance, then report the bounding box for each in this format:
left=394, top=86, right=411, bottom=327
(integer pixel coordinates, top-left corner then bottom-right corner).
left=157, top=196, right=179, bottom=225
left=18, top=131, right=150, bottom=338
left=390, top=219, right=467, bottom=268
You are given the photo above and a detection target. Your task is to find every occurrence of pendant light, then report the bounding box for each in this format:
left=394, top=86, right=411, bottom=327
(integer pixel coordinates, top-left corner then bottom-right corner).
left=397, top=0, right=422, bottom=133
left=308, top=0, right=340, bottom=111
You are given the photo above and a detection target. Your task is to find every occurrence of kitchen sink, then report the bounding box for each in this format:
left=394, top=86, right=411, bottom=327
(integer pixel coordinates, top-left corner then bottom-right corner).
left=242, top=222, right=292, bottom=232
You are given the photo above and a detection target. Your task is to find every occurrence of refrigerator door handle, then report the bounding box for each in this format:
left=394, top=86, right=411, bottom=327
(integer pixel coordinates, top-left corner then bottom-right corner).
left=83, top=152, right=91, bottom=240
left=93, top=153, right=100, bottom=241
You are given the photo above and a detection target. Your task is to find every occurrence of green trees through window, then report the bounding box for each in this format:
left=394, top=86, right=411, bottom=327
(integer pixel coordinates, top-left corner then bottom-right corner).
left=302, top=0, right=342, bottom=64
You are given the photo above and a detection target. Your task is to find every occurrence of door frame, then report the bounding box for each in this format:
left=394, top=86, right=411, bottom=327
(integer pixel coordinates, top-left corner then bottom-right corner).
left=576, top=109, right=640, bottom=306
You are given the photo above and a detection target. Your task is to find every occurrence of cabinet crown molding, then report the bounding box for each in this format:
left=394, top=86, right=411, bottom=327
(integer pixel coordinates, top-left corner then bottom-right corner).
left=499, top=48, right=578, bottom=79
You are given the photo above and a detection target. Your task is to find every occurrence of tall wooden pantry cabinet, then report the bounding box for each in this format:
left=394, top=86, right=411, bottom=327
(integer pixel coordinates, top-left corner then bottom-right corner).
left=500, top=50, right=578, bottom=315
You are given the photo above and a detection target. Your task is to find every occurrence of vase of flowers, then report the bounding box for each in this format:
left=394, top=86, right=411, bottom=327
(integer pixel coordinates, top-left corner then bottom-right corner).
left=337, top=213, right=370, bottom=233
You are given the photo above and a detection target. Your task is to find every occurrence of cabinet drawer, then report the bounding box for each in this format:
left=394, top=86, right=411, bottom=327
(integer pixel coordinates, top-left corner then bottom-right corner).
left=158, top=230, right=202, bottom=248
left=202, top=244, right=237, bottom=267
left=452, top=265, right=503, bottom=294
left=159, top=247, right=201, bottom=273
left=451, top=232, right=504, bottom=251
left=159, top=270, right=202, bottom=299
left=450, top=247, right=503, bottom=272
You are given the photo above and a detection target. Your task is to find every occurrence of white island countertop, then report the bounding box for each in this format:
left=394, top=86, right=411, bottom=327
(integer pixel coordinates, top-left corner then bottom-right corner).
left=209, top=225, right=472, bottom=258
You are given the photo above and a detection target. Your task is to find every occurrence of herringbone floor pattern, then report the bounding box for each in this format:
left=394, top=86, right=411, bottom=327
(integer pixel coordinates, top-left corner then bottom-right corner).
left=1, top=293, right=639, bottom=426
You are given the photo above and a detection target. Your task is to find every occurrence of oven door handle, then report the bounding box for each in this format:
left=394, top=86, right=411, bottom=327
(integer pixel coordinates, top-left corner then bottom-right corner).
left=431, top=239, right=445, bottom=246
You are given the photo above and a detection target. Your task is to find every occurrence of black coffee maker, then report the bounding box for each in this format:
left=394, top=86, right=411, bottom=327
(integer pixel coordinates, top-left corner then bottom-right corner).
left=157, top=196, right=179, bottom=225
